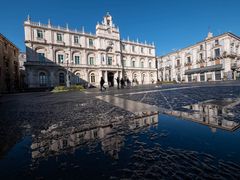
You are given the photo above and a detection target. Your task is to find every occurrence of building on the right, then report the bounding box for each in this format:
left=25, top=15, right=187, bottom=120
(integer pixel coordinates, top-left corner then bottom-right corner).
left=158, top=32, right=240, bottom=82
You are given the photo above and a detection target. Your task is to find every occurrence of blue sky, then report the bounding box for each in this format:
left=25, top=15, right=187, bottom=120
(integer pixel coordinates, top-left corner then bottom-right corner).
left=1, top=0, right=240, bottom=55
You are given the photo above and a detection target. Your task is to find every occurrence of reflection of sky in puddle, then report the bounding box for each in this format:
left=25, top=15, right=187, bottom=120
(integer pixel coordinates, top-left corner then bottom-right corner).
left=1, top=113, right=240, bottom=179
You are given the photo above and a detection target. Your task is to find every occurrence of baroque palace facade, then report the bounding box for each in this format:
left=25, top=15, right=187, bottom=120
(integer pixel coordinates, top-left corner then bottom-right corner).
left=158, top=32, right=240, bottom=82
left=24, top=13, right=157, bottom=88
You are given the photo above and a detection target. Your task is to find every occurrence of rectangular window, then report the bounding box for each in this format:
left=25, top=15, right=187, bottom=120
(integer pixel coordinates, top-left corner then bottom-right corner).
left=149, top=48, right=152, bottom=54
left=75, top=56, right=80, bottom=64
left=200, top=53, right=203, bottom=60
left=89, top=39, right=94, bottom=47
left=132, top=46, right=135, bottom=52
left=200, top=44, right=203, bottom=50
left=37, top=30, right=43, bottom=39
left=107, top=57, right=112, bottom=65
left=177, top=60, right=180, bottom=66
left=89, top=57, right=94, bottom=65
left=215, top=71, right=221, bottom=80
left=214, top=48, right=220, bottom=58
left=188, top=75, right=192, bottom=82
left=58, top=54, right=64, bottom=64
left=187, top=57, right=191, bottom=63
left=123, top=60, right=126, bottom=67
left=38, top=53, right=45, bottom=62
left=200, top=73, right=205, bottom=81
left=57, top=33, right=63, bottom=42
left=215, top=39, right=219, bottom=46
left=74, top=36, right=79, bottom=44
left=141, top=47, right=144, bottom=53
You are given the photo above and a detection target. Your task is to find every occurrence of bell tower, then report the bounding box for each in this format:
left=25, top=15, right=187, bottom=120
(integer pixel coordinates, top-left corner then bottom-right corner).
left=96, top=12, right=120, bottom=40
left=103, top=12, right=113, bottom=27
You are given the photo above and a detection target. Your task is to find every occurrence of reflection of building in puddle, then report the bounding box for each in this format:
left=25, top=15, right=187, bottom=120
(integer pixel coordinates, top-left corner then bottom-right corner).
left=31, top=112, right=159, bottom=160
left=129, top=111, right=159, bottom=130
left=169, top=98, right=240, bottom=131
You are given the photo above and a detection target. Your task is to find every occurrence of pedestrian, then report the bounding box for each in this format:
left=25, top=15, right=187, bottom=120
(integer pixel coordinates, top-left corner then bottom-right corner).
left=116, top=77, right=120, bottom=89
left=100, top=77, right=106, bottom=91
left=127, top=78, right=131, bottom=88
left=120, top=78, right=125, bottom=89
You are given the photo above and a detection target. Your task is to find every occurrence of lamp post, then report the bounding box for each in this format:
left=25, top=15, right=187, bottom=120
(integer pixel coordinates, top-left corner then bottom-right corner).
left=66, top=53, right=70, bottom=88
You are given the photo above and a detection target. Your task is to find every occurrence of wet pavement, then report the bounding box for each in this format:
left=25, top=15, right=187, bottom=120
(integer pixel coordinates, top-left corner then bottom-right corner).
left=0, top=82, right=240, bottom=179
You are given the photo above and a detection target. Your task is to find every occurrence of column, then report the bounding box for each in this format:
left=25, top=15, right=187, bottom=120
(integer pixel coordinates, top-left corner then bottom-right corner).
left=104, top=71, right=108, bottom=82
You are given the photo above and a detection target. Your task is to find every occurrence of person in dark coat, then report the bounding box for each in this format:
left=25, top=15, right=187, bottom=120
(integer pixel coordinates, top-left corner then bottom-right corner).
left=126, top=78, right=131, bottom=88
left=116, top=77, right=120, bottom=89
left=100, top=77, right=106, bottom=91
left=120, top=78, right=125, bottom=89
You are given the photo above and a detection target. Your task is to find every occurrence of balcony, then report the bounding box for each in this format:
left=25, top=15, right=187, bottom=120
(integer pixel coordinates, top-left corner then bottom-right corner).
left=199, top=63, right=205, bottom=68
left=175, top=64, right=181, bottom=68
left=209, top=51, right=239, bottom=61
left=185, top=62, right=192, bottom=66
left=196, top=59, right=205, bottom=64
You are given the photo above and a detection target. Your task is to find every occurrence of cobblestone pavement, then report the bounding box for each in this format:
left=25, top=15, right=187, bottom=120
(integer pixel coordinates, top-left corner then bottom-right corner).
left=0, top=81, right=240, bottom=179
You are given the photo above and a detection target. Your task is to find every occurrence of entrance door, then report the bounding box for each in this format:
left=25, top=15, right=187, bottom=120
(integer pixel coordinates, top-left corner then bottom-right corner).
left=107, top=72, right=114, bottom=87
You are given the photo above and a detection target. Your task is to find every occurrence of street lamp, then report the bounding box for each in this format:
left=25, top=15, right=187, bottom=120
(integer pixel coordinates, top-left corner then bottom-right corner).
left=66, top=53, right=70, bottom=88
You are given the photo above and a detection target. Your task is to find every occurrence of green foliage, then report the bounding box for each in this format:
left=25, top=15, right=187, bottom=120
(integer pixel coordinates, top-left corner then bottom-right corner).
left=51, top=85, right=84, bottom=93
left=69, top=85, right=85, bottom=91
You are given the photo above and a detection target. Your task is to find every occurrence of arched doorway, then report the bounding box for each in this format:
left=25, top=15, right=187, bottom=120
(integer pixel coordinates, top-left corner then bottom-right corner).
left=90, top=73, right=95, bottom=83
left=39, top=72, right=47, bottom=86
left=107, top=72, right=114, bottom=87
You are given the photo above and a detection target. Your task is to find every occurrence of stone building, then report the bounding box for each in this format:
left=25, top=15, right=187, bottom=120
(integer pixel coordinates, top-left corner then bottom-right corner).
left=18, top=52, right=27, bottom=89
left=24, top=13, right=157, bottom=88
left=158, top=32, right=240, bottom=82
left=0, top=33, right=19, bottom=93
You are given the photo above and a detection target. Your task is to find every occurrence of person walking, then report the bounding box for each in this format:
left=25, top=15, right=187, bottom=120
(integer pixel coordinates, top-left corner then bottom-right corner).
left=120, top=78, right=125, bottom=89
left=100, top=77, right=106, bottom=91
left=126, top=78, right=131, bottom=88
left=116, top=77, right=120, bottom=89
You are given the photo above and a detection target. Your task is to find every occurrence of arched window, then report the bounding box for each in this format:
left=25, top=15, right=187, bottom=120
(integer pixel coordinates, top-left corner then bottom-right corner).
left=39, top=72, right=47, bottom=86
left=149, top=61, right=152, bottom=68
left=59, top=73, right=65, bottom=85
left=141, top=61, right=144, bottom=68
left=57, top=54, right=64, bottom=64
left=88, top=54, right=95, bottom=65
left=74, top=55, right=80, bottom=65
left=132, top=59, right=136, bottom=67
left=90, top=73, right=95, bottom=83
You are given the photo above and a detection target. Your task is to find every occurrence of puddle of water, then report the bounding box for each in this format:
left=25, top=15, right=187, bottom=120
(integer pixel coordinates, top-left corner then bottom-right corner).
left=179, top=98, right=240, bottom=131
left=0, top=112, right=240, bottom=179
